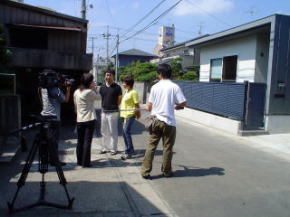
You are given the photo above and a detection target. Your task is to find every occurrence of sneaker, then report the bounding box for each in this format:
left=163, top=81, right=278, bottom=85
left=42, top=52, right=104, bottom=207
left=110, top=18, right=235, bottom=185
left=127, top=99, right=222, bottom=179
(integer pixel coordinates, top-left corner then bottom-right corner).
left=141, top=174, right=151, bottom=180
left=110, top=150, right=117, bottom=155
left=99, top=150, right=107, bottom=154
left=162, top=172, right=174, bottom=178
left=121, top=154, right=132, bottom=160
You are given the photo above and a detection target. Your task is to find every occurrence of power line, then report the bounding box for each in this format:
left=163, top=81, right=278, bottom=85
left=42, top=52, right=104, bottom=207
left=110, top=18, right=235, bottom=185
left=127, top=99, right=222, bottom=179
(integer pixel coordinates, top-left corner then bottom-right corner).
left=121, top=0, right=183, bottom=43
left=120, top=0, right=168, bottom=38
left=104, top=0, right=116, bottom=25
left=91, top=24, right=196, bottom=41
left=185, top=0, right=231, bottom=27
left=90, top=25, right=158, bottom=38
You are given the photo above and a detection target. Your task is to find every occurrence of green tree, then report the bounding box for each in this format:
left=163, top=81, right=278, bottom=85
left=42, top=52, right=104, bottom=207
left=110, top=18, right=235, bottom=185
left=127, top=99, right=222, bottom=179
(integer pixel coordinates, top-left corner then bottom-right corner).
left=169, top=57, right=183, bottom=79
left=119, top=61, right=158, bottom=82
left=181, top=71, right=197, bottom=81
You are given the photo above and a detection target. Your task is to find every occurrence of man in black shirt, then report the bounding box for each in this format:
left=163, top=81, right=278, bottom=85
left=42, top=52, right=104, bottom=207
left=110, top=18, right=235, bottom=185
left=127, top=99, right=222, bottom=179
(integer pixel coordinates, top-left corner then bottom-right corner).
left=99, top=70, right=122, bottom=155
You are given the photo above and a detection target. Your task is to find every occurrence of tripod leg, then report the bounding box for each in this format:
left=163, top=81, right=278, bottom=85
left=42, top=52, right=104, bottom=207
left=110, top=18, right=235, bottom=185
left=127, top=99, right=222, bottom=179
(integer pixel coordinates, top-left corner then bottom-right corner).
left=7, top=134, right=40, bottom=213
left=48, top=141, right=74, bottom=209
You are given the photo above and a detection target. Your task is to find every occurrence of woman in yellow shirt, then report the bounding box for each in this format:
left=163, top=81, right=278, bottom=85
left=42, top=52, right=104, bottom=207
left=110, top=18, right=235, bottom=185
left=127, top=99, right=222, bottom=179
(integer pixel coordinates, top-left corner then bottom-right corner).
left=120, top=76, right=140, bottom=160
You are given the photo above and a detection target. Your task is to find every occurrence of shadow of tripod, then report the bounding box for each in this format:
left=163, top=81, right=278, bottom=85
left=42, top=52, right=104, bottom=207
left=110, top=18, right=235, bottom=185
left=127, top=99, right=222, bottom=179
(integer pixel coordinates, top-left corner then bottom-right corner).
left=7, top=117, right=74, bottom=214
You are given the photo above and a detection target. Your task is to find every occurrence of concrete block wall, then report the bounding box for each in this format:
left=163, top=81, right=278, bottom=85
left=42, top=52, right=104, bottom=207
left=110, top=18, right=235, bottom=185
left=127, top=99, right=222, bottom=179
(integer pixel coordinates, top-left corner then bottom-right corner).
left=0, top=95, right=21, bottom=151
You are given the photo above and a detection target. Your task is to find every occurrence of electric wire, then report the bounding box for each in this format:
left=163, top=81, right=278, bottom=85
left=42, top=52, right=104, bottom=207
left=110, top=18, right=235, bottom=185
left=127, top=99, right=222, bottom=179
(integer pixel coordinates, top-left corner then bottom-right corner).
left=121, top=0, right=183, bottom=43
left=185, top=0, right=231, bottom=27
left=104, top=0, right=116, bottom=25
left=120, top=0, right=168, bottom=38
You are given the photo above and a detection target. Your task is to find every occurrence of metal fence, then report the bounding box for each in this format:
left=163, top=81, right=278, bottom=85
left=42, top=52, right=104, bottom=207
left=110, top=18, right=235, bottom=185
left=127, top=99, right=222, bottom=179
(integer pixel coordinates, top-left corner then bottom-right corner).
left=174, top=80, right=267, bottom=129
left=174, top=81, right=247, bottom=120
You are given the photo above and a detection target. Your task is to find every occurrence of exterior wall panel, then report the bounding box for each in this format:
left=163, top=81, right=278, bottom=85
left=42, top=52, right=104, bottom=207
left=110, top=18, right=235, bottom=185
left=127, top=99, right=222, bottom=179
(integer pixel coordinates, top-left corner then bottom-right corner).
left=255, top=32, right=270, bottom=83
left=268, top=15, right=290, bottom=115
left=200, top=35, right=257, bottom=82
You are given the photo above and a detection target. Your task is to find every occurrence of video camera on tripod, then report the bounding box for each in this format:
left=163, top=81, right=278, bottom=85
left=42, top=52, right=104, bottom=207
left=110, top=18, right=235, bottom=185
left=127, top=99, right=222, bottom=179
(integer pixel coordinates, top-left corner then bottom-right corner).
left=7, top=115, right=74, bottom=213
left=38, top=69, right=75, bottom=88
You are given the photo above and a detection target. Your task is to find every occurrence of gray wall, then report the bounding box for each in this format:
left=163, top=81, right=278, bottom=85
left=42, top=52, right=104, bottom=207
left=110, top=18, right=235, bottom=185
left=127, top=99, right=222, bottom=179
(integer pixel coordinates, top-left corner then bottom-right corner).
left=255, top=32, right=270, bottom=83
left=133, top=82, right=149, bottom=104
left=0, top=96, right=21, bottom=151
left=120, top=82, right=148, bottom=104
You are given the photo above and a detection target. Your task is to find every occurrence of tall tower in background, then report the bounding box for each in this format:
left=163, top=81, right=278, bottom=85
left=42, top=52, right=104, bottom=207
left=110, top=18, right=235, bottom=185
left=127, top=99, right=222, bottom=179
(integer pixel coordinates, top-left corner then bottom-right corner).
left=153, top=24, right=175, bottom=57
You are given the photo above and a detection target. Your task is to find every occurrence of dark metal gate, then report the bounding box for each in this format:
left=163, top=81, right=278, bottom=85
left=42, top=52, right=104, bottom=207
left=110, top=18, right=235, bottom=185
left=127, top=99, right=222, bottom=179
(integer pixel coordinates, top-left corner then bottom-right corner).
left=243, top=82, right=266, bottom=130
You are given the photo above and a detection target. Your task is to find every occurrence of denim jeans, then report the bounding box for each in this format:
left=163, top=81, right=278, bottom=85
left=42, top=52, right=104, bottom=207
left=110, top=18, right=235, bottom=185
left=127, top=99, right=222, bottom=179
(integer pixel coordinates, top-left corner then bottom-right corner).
left=122, top=117, right=135, bottom=155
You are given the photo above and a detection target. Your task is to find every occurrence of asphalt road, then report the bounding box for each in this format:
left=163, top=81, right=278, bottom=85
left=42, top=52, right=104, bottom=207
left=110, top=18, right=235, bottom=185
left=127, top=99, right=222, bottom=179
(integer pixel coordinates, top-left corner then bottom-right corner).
left=133, top=118, right=290, bottom=217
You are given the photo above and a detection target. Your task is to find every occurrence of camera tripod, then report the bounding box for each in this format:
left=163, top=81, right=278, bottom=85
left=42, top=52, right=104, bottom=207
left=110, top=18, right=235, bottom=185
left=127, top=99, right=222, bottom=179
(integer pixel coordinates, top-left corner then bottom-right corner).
left=7, top=117, right=74, bottom=213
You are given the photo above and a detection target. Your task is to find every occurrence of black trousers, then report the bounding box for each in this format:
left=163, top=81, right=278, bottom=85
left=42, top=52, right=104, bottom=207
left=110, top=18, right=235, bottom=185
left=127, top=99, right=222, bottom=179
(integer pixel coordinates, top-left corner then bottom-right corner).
left=76, top=120, right=95, bottom=167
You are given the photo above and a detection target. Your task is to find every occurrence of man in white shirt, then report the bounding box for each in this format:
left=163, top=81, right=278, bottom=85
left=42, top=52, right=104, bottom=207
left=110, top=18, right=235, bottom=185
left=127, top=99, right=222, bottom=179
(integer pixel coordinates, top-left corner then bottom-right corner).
left=141, top=64, right=186, bottom=179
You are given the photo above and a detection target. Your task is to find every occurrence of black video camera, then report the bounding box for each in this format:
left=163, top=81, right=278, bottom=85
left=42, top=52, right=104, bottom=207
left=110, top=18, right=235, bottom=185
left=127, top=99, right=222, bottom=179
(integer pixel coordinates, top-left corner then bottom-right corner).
left=39, top=69, right=75, bottom=88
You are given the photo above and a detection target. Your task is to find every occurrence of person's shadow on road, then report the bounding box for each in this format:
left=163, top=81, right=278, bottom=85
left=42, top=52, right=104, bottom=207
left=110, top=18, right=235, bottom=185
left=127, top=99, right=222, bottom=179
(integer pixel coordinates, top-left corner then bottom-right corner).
left=150, top=165, right=225, bottom=179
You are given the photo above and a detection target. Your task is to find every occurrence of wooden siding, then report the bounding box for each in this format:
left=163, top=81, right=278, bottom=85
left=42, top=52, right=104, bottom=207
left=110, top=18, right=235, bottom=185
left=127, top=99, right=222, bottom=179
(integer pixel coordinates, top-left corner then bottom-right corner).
left=9, top=47, right=92, bottom=71
left=0, top=1, right=88, bottom=53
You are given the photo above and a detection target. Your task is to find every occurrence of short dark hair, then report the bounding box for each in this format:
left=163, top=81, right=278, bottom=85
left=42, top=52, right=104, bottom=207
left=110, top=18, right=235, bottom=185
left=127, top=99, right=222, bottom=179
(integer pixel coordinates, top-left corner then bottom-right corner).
left=80, top=73, right=94, bottom=90
left=123, top=76, right=134, bottom=88
left=104, top=69, right=115, bottom=76
left=157, top=63, right=172, bottom=78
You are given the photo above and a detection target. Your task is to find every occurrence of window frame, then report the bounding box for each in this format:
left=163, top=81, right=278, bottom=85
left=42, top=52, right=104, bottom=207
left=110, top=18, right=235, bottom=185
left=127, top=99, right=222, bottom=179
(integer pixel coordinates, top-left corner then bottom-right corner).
left=209, top=55, right=238, bottom=82
left=209, top=58, right=223, bottom=82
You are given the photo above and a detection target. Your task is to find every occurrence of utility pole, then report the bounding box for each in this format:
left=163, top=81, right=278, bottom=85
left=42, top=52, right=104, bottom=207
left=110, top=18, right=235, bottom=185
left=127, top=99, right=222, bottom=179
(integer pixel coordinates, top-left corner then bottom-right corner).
left=81, top=0, right=93, bottom=19
left=81, top=0, right=86, bottom=19
left=102, top=26, right=112, bottom=66
left=90, top=36, right=96, bottom=67
left=95, top=48, right=103, bottom=83
left=106, top=26, right=109, bottom=66
left=115, top=34, right=119, bottom=82
left=96, top=53, right=100, bottom=80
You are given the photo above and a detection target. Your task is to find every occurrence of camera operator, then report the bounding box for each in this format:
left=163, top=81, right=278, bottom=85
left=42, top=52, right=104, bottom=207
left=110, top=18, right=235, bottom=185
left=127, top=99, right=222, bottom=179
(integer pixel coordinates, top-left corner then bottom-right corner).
left=40, top=69, right=71, bottom=166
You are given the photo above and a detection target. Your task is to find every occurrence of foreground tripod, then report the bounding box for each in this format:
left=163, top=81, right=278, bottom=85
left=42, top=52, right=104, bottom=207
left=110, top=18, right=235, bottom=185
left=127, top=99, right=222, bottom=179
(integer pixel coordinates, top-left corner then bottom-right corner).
left=7, top=116, right=74, bottom=213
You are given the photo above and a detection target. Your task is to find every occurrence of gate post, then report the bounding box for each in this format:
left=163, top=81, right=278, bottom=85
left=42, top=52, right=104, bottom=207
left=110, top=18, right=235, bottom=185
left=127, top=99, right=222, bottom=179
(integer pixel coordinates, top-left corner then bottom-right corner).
left=242, top=81, right=250, bottom=130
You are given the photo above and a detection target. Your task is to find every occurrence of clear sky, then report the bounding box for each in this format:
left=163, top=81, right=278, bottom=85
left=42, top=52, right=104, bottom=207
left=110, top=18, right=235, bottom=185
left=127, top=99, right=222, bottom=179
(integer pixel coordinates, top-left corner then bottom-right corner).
left=24, top=0, right=290, bottom=59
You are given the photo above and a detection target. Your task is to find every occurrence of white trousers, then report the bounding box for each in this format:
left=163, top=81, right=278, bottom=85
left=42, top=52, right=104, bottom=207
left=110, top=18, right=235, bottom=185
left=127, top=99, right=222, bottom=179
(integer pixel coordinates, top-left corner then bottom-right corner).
left=101, top=112, right=119, bottom=152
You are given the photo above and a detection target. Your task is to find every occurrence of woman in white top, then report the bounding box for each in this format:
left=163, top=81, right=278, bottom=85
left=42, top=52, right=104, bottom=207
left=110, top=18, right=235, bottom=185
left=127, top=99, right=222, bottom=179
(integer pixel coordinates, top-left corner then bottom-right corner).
left=73, top=73, right=98, bottom=167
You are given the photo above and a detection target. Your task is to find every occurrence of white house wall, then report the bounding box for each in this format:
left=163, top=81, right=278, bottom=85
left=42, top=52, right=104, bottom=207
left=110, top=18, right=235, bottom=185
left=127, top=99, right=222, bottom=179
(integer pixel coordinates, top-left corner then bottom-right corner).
left=199, top=35, right=257, bottom=82
left=255, top=33, right=270, bottom=83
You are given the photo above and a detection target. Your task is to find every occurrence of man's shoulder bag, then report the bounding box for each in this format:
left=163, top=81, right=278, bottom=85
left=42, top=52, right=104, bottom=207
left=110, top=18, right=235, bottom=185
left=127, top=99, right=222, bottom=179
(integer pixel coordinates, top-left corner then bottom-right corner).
left=144, top=115, right=156, bottom=133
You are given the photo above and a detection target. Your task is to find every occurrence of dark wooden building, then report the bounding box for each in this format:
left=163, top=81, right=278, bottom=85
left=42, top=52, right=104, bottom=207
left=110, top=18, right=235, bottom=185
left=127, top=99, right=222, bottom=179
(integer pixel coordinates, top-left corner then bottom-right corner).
left=0, top=0, right=91, bottom=71
left=0, top=0, right=92, bottom=121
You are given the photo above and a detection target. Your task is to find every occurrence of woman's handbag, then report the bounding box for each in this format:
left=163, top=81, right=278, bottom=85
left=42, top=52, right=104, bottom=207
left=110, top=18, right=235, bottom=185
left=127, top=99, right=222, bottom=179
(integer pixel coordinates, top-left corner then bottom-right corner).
left=144, top=115, right=156, bottom=133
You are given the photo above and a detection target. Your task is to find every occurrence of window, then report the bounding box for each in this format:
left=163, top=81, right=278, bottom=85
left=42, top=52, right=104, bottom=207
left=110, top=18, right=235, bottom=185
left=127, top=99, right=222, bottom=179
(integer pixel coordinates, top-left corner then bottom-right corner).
left=222, top=55, right=237, bottom=81
left=210, top=58, right=222, bottom=82
left=210, top=55, right=237, bottom=82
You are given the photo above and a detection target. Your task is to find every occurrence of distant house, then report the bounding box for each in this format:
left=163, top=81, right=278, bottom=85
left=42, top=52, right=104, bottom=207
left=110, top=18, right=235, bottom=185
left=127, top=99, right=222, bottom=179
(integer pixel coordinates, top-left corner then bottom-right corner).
left=179, top=14, right=290, bottom=134
left=112, top=49, right=157, bottom=67
left=158, top=35, right=209, bottom=70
